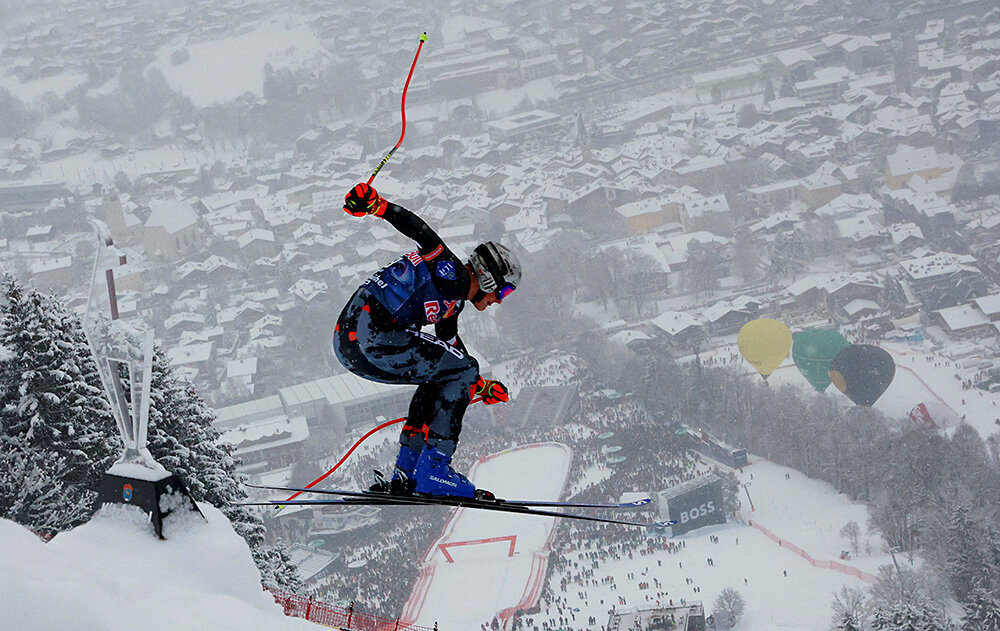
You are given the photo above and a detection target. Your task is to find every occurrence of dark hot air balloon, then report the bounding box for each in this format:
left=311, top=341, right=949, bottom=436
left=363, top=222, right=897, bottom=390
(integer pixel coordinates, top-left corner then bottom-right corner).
left=792, top=328, right=850, bottom=392
left=829, top=344, right=895, bottom=406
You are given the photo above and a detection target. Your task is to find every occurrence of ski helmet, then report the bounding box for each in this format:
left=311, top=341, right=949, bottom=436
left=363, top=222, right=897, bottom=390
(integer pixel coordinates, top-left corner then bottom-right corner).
left=469, top=241, right=521, bottom=300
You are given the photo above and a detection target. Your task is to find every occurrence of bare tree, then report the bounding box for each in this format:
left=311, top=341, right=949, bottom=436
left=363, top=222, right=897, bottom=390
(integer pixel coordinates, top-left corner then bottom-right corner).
left=831, top=585, right=871, bottom=630
left=617, top=249, right=662, bottom=320
left=713, top=587, right=746, bottom=629
left=869, top=564, right=929, bottom=611
left=732, top=229, right=762, bottom=283
left=841, top=521, right=862, bottom=555
left=681, top=239, right=724, bottom=299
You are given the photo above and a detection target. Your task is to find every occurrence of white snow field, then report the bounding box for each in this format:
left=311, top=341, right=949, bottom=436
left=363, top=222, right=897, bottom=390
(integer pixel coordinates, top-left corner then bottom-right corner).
left=545, top=459, right=885, bottom=631
left=402, top=442, right=572, bottom=629
left=0, top=503, right=314, bottom=631
left=402, top=441, right=889, bottom=631
left=151, top=19, right=329, bottom=108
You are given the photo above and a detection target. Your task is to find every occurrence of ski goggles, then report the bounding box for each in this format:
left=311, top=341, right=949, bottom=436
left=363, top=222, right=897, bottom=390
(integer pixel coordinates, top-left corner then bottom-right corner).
left=497, top=284, right=516, bottom=302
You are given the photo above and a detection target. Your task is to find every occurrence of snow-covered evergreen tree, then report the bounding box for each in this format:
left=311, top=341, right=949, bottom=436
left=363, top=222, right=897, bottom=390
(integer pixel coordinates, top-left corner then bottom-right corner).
left=943, top=502, right=991, bottom=599
left=142, top=347, right=299, bottom=589
left=0, top=276, right=118, bottom=531
left=831, top=612, right=866, bottom=631
left=922, top=482, right=1000, bottom=604
left=962, top=589, right=1000, bottom=631
left=0, top=276, right=297, bottom=587
left=871, top=603, right=954, bottom=631
left=0, top=434, right=93, bottom=532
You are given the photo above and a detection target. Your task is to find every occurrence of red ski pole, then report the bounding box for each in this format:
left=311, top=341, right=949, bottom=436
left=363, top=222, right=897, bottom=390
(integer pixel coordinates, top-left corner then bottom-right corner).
left=281, top=398, right=493, bottom=502
left=285, top=417, right=405, bottom=502
left=367, top=32, right=428, bottom=185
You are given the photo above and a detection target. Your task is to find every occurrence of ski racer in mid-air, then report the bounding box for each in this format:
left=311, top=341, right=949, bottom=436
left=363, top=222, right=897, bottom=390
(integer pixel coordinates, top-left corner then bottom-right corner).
left=333, top=183, right=521, bottom=498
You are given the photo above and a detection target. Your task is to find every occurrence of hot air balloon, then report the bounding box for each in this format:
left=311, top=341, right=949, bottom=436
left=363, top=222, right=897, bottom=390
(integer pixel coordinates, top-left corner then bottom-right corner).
left=792, top=328, right=850, bottom=392
left=829, top=344, right=895, bottom=406
left=737, top=318, right=792, bottom=379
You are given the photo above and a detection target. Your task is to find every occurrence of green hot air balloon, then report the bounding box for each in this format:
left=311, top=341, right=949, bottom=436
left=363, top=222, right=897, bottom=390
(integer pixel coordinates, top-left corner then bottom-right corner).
left=792, top=329, right=850, bottom=392
left=829, top=344, right=896, bottom=407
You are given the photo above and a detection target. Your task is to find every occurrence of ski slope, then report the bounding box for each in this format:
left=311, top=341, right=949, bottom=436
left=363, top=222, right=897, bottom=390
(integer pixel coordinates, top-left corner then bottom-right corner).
left=0, top=504, right=313, bottom=631
left=401, top=443, right=572, bottom=629
left=402, top=444, right=889, bottom=631
left=536, top=456, right=887, bottom=631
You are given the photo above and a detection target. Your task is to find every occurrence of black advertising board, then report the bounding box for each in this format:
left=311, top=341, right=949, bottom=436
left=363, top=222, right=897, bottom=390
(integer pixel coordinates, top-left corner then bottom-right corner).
left=657, top=474, right=727, bottom=536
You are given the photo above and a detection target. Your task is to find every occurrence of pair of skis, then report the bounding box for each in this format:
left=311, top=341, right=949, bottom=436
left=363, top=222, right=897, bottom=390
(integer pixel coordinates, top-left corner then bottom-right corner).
left=241, top=484, right=675, bottom=529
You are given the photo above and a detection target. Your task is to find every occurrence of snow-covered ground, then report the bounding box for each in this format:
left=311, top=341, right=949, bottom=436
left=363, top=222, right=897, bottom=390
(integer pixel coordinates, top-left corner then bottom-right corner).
left=548, top=456, right=886, bottom=631
left=402, top=443, right=572, bottom=629
left=403, top=444, right=889, bottom=631
left=556, top=458, right=889, bottom=631
left=881, top=341, right=999, bottom=439
left=0, top=71, right=89, bottom=105
left=28, top=145, right=240, bottom=188
left=150, top=19, right=330, bottom=108
left=0, top=504, right=313, bottom=631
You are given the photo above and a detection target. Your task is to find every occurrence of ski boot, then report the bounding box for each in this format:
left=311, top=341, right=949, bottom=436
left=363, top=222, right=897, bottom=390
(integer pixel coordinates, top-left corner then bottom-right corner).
left=369, top=445, right=418, bottom=495
left=413, top=444, right=476, bottom=498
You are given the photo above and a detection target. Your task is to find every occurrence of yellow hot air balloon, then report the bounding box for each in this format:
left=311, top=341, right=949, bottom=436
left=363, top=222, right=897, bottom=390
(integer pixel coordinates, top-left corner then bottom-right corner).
left=737, top=318, right=792, bottom=379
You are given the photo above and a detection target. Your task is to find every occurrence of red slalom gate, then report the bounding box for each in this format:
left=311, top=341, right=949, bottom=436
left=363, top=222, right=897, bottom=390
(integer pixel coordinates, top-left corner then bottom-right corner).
left=268, top=588, right=440, bottom=630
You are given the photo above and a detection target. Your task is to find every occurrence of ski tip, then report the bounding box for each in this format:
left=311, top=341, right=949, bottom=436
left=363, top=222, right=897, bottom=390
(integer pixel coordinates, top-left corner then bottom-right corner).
left=420, top=32, right=428, bottom=42
left=620, top=498, right=652, bottom=507
left=652, top=520, right=678, bottom=528
left=235, top=501, right=286, bottom=508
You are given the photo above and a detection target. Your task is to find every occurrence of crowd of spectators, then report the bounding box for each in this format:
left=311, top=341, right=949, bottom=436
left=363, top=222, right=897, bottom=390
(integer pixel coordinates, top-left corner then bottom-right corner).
left=488, top=354, right=721, bottom=631
left=305, top=503, right=448, bottom=618
left=294, top=349, right=721, bottom=626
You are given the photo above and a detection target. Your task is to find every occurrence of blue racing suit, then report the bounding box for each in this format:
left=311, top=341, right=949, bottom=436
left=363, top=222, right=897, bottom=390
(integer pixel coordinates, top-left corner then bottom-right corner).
left=333, top=202, right=479, bottom=456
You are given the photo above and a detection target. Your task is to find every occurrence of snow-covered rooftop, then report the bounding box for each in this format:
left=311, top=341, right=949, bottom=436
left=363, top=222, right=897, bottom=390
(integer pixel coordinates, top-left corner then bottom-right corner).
left=935, top=303, right=991, bottom=332
left=220, top=415, right=309, bottom=454
left=899, top=252, right=979, bottom=280
left=146, top=199, right=198, bottom=234
left=650, top=310, right=703, bottom=336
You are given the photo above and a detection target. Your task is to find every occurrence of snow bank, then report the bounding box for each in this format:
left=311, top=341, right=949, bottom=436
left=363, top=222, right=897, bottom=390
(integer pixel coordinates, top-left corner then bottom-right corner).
left=0, top=504, right=314, bottom=631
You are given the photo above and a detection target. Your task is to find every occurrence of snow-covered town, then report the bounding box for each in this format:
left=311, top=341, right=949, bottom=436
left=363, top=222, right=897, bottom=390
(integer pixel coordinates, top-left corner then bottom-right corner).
left=2, top=0, right=1000, bottom=630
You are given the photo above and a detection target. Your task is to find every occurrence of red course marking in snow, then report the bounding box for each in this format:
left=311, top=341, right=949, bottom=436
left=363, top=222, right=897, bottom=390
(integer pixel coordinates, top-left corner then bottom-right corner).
left=438, top=535, right=517, bottom=563
left=748, top=520, right=877, bottom=584
left=399, top=443, right=570, bottom=629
